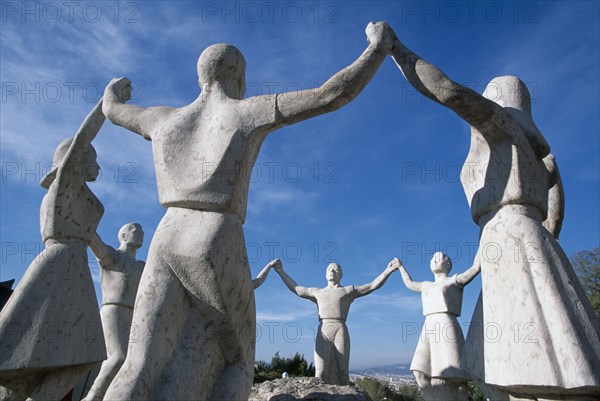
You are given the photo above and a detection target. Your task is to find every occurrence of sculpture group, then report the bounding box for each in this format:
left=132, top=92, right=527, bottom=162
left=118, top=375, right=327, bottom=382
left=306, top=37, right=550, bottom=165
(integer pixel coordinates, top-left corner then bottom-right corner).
left=0, top=21, right=598, bottom=401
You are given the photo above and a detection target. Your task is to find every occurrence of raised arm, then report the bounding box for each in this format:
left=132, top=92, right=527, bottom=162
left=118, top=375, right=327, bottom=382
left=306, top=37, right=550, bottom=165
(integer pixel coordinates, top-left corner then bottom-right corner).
left=264, top=22, right=393, bottom=127
left=542, top=153, right=564, bottom=240
left=389, top=33, right=507, bottom=135
left=273, top=261, right=316, bottom=301
left=57, top=100, right=105, bottom=179
left=354, top=259, right=398, bottom=298
left=456, top=253, right=481, bottom=286
left=89, top=233, right=119, bottom=270
left=395, top=258, right=424, bottom=292
left=253, top=259, right=278, bottom=289
left=102, top=77, right=171, bottom=140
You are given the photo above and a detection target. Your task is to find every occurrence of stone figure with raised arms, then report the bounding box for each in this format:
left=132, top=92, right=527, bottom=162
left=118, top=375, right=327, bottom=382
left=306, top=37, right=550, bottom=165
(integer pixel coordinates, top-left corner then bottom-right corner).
left=0, top=101, right=106, bottom=401
left=273, top=259, right=398, bottom=385
left=389, top=27, right=600, bottom=400
left=82, top=223, right=145, bottom=401
left=394, top=253, right=480, bottom=401
left=101, top=21, right=395, bottom=401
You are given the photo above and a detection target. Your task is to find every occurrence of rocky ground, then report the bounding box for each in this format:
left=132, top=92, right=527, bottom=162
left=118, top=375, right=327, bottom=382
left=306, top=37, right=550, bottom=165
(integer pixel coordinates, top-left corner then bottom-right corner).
left=249, top=377, right=373, bottom=401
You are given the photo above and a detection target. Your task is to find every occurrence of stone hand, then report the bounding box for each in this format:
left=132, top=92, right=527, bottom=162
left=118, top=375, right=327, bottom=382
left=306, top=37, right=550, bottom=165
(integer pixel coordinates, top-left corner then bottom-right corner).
left=389, top=258, right=402, bottom=271
left=365, top=21, right=394, bottom=52
left=270, top=258, right=283, bottom=272
left=106, top=77, right=132, bottom=102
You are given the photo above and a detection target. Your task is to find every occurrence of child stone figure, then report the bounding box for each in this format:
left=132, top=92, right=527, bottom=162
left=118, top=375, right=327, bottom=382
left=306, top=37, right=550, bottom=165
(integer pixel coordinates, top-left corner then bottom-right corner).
left=82, top=223, right=145, bottom=401
left=394, top=253, right=480, bottom=401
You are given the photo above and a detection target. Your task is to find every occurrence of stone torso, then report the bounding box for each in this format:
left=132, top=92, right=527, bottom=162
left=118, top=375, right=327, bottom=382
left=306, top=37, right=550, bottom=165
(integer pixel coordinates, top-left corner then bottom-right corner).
left=98, top=250, right=144, bottom=308
left=147, top=95, right=275, bottom=223
left=460, top=118, right=548, bottom=224
left=421, top=275, right=463, bottom=316
left=314, top=286, right=357, bottom=321
left=40, top=178, right=104, bottom=243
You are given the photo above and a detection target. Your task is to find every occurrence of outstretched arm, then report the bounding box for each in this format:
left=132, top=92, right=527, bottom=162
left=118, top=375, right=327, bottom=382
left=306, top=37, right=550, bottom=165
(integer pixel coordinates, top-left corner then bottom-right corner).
left=254, top=22, right=393, bottom=128
left=456, top=253, right=481, bottom=286
left=542, top=153, right=564, bottom=240
left=89, top=233, right=119, bottom=270
left=253, top=259, right=278, bottom=289
left=57, top=100, right=105, bottom=180
left=389, top=33, right=507, bottom=136
left=354, top=259, right=398, bottom=298
left=273, top=261, right=316, bottom=301
left=102, top=77, right=171, bottom=140
left=395, top=258, right=424, bottom=292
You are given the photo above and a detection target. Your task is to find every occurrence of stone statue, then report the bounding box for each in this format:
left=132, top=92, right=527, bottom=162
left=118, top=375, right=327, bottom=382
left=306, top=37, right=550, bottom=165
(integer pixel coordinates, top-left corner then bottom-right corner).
left=82, top=223, right=145, bottom=401
left=101, top=22, right=395, bottom=401
left=394, top=253, right=480, bottom=401
left=273, top=259, right=398, bottom=385
left=253, top=259, right=278, bottom=290
left=0, top=101, right=106, bottom=401
left=390, top=30, right=600, bottom=400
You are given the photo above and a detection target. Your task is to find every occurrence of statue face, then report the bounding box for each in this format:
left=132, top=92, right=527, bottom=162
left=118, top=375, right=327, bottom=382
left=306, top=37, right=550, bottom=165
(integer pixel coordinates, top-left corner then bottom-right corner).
left=325, top=263, right=342, bottom=284
left=121, top=223, right=144, bottom=248
left=430, top=252, right=452, bottom=274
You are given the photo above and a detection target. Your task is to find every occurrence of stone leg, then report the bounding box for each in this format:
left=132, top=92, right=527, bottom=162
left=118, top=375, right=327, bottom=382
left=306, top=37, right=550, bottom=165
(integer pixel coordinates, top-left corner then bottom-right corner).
left=103, top=259, right=189, bottom=401
left=82, top=305, right=132, bottom=401
left=314, top=323, right=335, bottom=383
left=151, top=304, right=224, bottom=401
left=27, top=363, right=95, bottom=401
left=332, top=324, right=350, bottom=385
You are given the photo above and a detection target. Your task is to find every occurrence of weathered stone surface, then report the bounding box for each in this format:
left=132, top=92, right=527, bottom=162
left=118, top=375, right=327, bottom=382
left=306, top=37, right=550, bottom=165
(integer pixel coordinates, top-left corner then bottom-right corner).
left=82, top=224, right=145, bottom=401
left=274, top=260, right=397, bottom=386
left=0, top=101, right=106, bottom=401
left=249, top=377, right=372, bottom=401
left=390, top=29, right=600, bottom=400
left=395, top=253, right=480, bottom=401
left=102, top=22, right=395, bottom=401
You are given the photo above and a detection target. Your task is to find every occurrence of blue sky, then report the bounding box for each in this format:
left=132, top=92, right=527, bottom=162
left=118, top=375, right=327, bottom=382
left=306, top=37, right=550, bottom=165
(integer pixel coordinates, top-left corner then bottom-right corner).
left=1, top=1, right=598, bottom=369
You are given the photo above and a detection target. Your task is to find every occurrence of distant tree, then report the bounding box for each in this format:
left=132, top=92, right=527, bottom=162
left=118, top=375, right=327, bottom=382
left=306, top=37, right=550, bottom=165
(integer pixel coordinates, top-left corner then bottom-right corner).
left=468, top=381, right=486, bottom=401
left=571, top=247, right=600, bottom=316
left=254, top=352, right=315, bottom=383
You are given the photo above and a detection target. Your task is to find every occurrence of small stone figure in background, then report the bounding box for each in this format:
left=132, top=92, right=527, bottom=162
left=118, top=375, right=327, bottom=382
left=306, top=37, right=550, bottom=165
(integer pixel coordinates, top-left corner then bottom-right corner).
left=273, top=259, right=398, bottom=385
left=82, top=223, right=145, bottom=401
left=0, top=101, right=106, bottom=401
left=253, top=259, right=279, bottom=290
left=394, top=253, right=480, bottom=401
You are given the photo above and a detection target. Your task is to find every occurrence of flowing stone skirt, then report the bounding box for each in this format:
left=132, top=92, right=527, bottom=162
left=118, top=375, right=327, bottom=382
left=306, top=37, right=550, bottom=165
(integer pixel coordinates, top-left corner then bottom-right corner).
left=0, top=240, right=105, bottom=373
left=410, top=313, right=468, bottom=379
left=461, top=207, right=600, bottom=391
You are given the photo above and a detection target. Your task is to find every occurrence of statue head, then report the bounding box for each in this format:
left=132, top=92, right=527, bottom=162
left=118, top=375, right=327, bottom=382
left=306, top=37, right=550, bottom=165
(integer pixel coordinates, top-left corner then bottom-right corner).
left=197, top=43, right=246, bottom=99
left=325, top=263, right=343, bottom=284
left=483, top=75, right=550, bottom=158
left=430, top=252, right=452, bottom=274
left=41, top=137, right=99, bottom=189
left=118, top=222, right=144, bottom=249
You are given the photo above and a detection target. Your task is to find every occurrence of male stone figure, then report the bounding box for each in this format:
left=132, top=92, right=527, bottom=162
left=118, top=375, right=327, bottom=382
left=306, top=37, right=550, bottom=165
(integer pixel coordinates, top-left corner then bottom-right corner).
left=273, top=259, right=398, bottom=385
left=102, top=22, right=395, bottom=400
left=82, top=223, right=145, bottom=401
left=253, top=259, right=278, bottom=290
left=394, top=253, right=480, bottom=401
